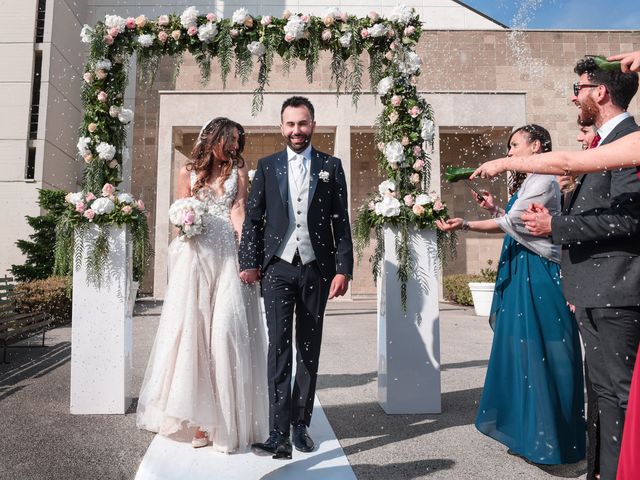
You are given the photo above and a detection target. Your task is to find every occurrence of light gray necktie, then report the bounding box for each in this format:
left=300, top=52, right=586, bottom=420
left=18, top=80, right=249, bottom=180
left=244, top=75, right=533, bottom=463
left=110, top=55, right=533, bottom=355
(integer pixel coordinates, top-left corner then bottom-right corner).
left=291, top=154, right=306, bottom=189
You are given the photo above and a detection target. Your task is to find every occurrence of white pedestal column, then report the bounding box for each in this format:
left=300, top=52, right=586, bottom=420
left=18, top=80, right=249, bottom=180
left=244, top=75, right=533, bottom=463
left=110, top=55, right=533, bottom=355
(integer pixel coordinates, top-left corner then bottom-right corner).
left=377, top=226, right=441, bottom=414
left=70, top=225, right=134, bottom=414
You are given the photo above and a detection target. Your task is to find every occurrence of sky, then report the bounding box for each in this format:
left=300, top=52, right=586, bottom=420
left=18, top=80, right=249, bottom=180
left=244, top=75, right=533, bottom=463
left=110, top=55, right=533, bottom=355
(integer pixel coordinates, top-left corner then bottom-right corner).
left=462, top=0, right=640, bottom=29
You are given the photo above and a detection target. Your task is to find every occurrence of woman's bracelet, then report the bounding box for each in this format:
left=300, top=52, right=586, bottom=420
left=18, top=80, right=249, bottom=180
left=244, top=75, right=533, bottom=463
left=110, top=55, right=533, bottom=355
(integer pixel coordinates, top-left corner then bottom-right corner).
left=461, top=219, right=470, bottom=231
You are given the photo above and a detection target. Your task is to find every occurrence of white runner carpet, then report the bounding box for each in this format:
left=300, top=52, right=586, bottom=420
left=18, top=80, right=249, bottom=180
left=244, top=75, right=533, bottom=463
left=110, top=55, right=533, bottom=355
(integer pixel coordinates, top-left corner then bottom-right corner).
left=134, top=397, right=356, bottom=480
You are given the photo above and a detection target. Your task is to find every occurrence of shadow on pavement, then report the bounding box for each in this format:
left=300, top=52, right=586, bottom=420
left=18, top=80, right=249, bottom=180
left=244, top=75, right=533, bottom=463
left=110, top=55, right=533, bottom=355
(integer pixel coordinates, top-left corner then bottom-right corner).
left=0, top=341, right=70, bottom=402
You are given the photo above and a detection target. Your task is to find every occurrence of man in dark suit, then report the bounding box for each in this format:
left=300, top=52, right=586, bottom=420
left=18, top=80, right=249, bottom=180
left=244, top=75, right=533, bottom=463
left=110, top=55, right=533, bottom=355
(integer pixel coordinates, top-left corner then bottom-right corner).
left=523, top=57, right=640, bottom=479
left=239, top=96, right=353, bottom=459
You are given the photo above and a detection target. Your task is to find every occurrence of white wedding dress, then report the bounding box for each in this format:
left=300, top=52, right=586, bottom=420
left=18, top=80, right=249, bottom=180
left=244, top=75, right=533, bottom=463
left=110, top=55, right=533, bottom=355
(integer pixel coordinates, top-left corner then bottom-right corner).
left=136, top=166, right=268, bottom=453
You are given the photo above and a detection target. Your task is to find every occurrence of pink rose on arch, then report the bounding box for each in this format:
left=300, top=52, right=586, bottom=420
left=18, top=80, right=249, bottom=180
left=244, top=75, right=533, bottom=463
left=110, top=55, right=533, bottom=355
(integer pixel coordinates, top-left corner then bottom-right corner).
left=404, top=194, right=414, bottom=207
left=385, top=51, right=393, bottom=61
left=83, top=72, right=93, bottom=83
left=282, top=10, right=292, bottom=20
left=408, top=106, right=421, bottom=118
left=433, top=200, right=444, bottom=212
left=183, top=210, right=196, bottom=225
left=87, top=123, right=97, bottom=133
left=95, top=69, right=107, bottom=80
left=230, top=29, right=240, bottom=38
left=83, top=209, right=96, bottom=221
left=377, top=142, right=385, bottom=152
left=404, top=26, right=416, bottom=36
left=339, top=11, right=348, bottom=22
left=121, top=205, right=133, bottom=215
left=360, top=28, right=369, bottom=39
left=101, top=183, right=115, bottom=197
left=109, top=27, right=120, bottom=38
left=97, top=91, right=108, bottom=103
left=390, top=41, right=398, bottom=51
left=136, top=199, right=145, bottom=211
left=171, top=30, right=181, bottom=41
left=75, top=202, right=86, bottom=213
left=206, top=12, right=217, bottom=22
left=368, top=11, right=380, bottom=22
left=386, top=28, right=396, bottom=38
left=158, top=31, right=168, bottom=43
left=284, top=33, right=295, bottom=43
left=83, top=154, right=93, bottom=164
left=103, top=35, right=114, bottom=46
left=401, top=136, right=410, bottom=146
left=158, top=15, right=169, bottom=26
left=261, top=16, right=272, bottom=26
left=413, top=159, right=425, bottom=171
left=187, top=26, right=198, bottom=36
left=413, top=145, right=422, bottom=156
left=388, top=111, right=399, bottom=124
left=321, top=29, right=332, bottom=42
left=391, top=95, right=402, bottom=107
left=301, top=15, right=310, bottom=23
left=412, top=204, right=425, bottom=216
left=368, top=201, right=375, bottom=211
left=126, top=17, right=136, bottom=29
left=410, top=173, right=420, bottom=184
left=85, top=192, right=96, bottom=201
left=323, top=16, right=334, bottom=27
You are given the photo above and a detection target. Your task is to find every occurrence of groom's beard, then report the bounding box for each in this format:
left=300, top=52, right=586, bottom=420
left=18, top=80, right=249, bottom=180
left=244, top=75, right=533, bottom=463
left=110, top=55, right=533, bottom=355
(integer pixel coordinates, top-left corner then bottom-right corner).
left=286, top=133, right=312, bottom=153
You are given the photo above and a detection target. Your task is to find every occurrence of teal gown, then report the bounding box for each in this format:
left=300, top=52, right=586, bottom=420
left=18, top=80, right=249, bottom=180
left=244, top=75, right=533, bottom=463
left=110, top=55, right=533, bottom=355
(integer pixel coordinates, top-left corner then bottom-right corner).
left=475, top=194, right=586, bottom=465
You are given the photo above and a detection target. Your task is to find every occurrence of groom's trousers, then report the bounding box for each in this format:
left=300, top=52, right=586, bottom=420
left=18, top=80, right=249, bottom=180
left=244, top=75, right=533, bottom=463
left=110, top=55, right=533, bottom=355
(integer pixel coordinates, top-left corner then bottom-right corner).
left=261, top=254, right=330, bottom=435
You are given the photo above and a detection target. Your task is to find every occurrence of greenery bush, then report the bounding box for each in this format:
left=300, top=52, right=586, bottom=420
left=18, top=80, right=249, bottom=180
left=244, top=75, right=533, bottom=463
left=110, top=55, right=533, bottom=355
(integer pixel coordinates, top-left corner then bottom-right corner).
left=443, top=274, right=484, bottom=306
left=13, top=276, right=72, bottom=324
left=11, top=189, right=68, bottom=281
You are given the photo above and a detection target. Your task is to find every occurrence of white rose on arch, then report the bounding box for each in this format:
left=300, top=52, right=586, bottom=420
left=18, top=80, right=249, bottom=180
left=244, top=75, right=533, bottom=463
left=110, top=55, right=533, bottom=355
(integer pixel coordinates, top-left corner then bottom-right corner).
left=384, top=141, right=405, bottom=167
left=415, top=194, right=432, bottom=206
left=91, top=197, right=116, bottom=215
left=232, top=8, right=250, bottom=24
left=77, top=137, right=91, bottom=157
left=284, top=16, right=306, bottom=40
left=339, top=32, right=352, bottom=48
left=198, top=23, right=218, bottom=42
left=367, top=24, right=387, bottom=38
left=118, top=108, right=134, bottom=124
left=96, top=142, right=116, bottom=161
left=377, top=76, right=394, bottom=96
left=397, top=50, right=422, bottom=75
left=180, top=6, right=199, bottom=28
left=375, top=196, right=401, bottom=217
left=105, top=15, right=127, bottom=34
left=80, top=25, right=94, bottom=43
left=378, top=179, right=396, bottom=196
left=95, top=59, right=112, bottom=71
left=421, top=118, right=435, bottom=147
left=248, top=41, right=266, bottom=57
left=389, top=4, right=415, bottom=24
left=117, top=193, right=135, bottom=204
left=137, top=34, right=155, bottom=48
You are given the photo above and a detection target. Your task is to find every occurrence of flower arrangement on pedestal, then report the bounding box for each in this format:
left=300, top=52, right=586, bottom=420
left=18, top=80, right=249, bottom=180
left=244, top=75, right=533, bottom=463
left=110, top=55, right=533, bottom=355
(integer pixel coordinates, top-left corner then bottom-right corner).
left=64, top=4, right=453, bottom=289
left=55, top=183, right=150, bottom=287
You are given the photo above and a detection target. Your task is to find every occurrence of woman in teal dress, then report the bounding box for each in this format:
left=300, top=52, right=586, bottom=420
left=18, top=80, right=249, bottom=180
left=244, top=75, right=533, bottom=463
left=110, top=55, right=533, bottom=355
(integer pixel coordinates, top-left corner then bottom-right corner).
left=437, top=124, right=585, bottom=465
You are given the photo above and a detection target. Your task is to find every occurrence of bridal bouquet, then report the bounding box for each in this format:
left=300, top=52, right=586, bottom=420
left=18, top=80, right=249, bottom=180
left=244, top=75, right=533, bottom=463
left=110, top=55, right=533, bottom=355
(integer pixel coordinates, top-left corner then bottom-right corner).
left=169, top=198, right=206, bottom=238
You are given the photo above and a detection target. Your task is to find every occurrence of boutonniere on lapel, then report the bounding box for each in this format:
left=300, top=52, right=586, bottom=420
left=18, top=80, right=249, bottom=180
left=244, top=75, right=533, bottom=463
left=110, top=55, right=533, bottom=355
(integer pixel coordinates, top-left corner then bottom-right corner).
left=318, top=170, right=330, bottom=183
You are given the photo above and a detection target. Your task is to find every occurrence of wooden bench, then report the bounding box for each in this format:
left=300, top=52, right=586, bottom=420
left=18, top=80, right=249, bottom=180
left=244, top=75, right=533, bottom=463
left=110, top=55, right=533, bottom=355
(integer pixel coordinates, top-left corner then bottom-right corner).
left=0, top=276, right=53, bottom=363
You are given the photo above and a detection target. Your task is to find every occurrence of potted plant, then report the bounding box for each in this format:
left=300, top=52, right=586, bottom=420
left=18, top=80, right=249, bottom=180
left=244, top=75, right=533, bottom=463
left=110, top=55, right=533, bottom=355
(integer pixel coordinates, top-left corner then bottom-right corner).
left=468, top=260, right=497, bottom=316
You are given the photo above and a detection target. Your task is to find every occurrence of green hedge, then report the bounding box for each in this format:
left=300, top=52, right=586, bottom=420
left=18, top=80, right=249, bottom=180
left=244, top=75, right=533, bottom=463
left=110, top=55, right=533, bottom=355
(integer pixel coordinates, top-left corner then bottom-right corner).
left=443, top=274, right=485, bottom=306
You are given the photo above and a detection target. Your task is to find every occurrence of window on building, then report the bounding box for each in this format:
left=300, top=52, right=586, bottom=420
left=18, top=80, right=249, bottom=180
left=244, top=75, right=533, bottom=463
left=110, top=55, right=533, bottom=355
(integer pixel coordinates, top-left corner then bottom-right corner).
left=35, top=0, right=46, bottom=43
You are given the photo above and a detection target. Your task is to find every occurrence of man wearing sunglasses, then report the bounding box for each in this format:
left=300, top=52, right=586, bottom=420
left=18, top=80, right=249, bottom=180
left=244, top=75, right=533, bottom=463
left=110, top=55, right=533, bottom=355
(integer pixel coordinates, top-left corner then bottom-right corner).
left=523, top=56, right=640, bottom=479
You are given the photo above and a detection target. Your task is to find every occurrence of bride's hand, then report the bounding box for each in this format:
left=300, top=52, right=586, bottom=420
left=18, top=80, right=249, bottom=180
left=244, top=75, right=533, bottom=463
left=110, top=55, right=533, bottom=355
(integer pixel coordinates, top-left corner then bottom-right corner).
left=470, top=158, right=508, bottom=180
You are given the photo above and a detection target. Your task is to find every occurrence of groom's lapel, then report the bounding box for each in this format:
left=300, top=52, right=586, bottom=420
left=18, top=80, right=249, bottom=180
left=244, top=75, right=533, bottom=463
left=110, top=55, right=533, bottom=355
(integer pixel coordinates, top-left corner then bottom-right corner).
left=275, top=150, right=289, bottom=210
left=307, top=148, right=322, bottom=206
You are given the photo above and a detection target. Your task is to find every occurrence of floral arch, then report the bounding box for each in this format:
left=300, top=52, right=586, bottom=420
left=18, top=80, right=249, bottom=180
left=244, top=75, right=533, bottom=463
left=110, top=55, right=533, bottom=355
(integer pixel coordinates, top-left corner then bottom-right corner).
left=56, top=5, right=453, bottom=300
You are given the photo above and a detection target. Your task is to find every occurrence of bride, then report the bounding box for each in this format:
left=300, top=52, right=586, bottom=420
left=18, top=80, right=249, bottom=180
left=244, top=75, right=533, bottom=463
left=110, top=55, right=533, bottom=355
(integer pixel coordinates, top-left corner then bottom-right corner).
left=136, top=117, right=268, bottom=452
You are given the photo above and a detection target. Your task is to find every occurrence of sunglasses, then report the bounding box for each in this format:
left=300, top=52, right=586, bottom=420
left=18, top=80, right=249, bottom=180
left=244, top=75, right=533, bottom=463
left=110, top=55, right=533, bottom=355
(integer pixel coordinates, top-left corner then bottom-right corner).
left=573, top=82, right=601, bottom=96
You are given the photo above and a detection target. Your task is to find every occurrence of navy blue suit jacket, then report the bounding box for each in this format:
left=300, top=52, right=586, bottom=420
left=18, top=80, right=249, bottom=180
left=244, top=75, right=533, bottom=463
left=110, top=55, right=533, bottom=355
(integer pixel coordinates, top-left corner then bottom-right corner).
left=239, top=147, right=354, bottom=280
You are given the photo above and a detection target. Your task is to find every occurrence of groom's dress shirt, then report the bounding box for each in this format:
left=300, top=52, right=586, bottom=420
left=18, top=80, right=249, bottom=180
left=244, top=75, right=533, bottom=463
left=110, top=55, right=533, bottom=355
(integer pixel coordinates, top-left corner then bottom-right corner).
left=274, top=146, right=316, bottom=264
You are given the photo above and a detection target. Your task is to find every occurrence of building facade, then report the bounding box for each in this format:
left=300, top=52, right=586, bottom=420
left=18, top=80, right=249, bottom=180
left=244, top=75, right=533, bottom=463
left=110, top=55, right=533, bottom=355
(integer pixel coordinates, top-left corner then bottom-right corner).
left=1, top=1, right=638, bottom=298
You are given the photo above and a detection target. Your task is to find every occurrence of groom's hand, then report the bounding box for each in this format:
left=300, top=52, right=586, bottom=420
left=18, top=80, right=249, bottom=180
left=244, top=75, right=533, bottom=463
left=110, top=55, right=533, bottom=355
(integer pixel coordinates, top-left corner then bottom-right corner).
left=328, top=274, right=349, bottom=299
left=240, top=268, right=261, bottom=284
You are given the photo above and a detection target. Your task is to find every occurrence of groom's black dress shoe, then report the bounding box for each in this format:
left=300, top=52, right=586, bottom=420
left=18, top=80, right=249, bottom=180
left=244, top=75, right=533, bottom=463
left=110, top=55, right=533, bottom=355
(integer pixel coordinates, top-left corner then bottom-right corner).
left=252, top=430, right=292, bottom=460
left=292, top=422, right=315, bottom=452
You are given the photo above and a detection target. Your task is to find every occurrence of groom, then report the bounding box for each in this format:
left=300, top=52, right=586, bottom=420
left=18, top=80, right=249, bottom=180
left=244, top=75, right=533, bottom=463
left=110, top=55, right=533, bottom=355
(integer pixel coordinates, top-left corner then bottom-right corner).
left=239, top=96, right=353, bottom=459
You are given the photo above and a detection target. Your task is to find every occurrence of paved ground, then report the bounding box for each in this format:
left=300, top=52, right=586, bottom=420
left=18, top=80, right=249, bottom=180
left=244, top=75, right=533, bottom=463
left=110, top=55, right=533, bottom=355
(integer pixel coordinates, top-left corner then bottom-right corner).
left=0, top=300, right=587, bottom=480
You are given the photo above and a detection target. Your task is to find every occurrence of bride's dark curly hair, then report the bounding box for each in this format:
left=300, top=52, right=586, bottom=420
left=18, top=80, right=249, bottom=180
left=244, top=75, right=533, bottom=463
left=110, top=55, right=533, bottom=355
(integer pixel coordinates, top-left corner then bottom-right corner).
left=187, top=117, right=246, bottom=193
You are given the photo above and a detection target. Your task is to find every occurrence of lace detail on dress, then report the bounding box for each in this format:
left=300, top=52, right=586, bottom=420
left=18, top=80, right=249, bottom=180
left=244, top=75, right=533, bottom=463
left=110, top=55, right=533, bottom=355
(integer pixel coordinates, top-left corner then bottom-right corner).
left=193, top=166, right=238, bottom=218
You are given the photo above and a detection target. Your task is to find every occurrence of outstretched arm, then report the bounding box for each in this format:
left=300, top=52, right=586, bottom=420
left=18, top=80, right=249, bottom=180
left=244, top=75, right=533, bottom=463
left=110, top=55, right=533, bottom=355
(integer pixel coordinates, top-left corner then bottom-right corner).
left=230, top=163, right=249, bottom=242
left=608, top=50, right=640, bottom=73
left=470, top=132, right=640, bottom=179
